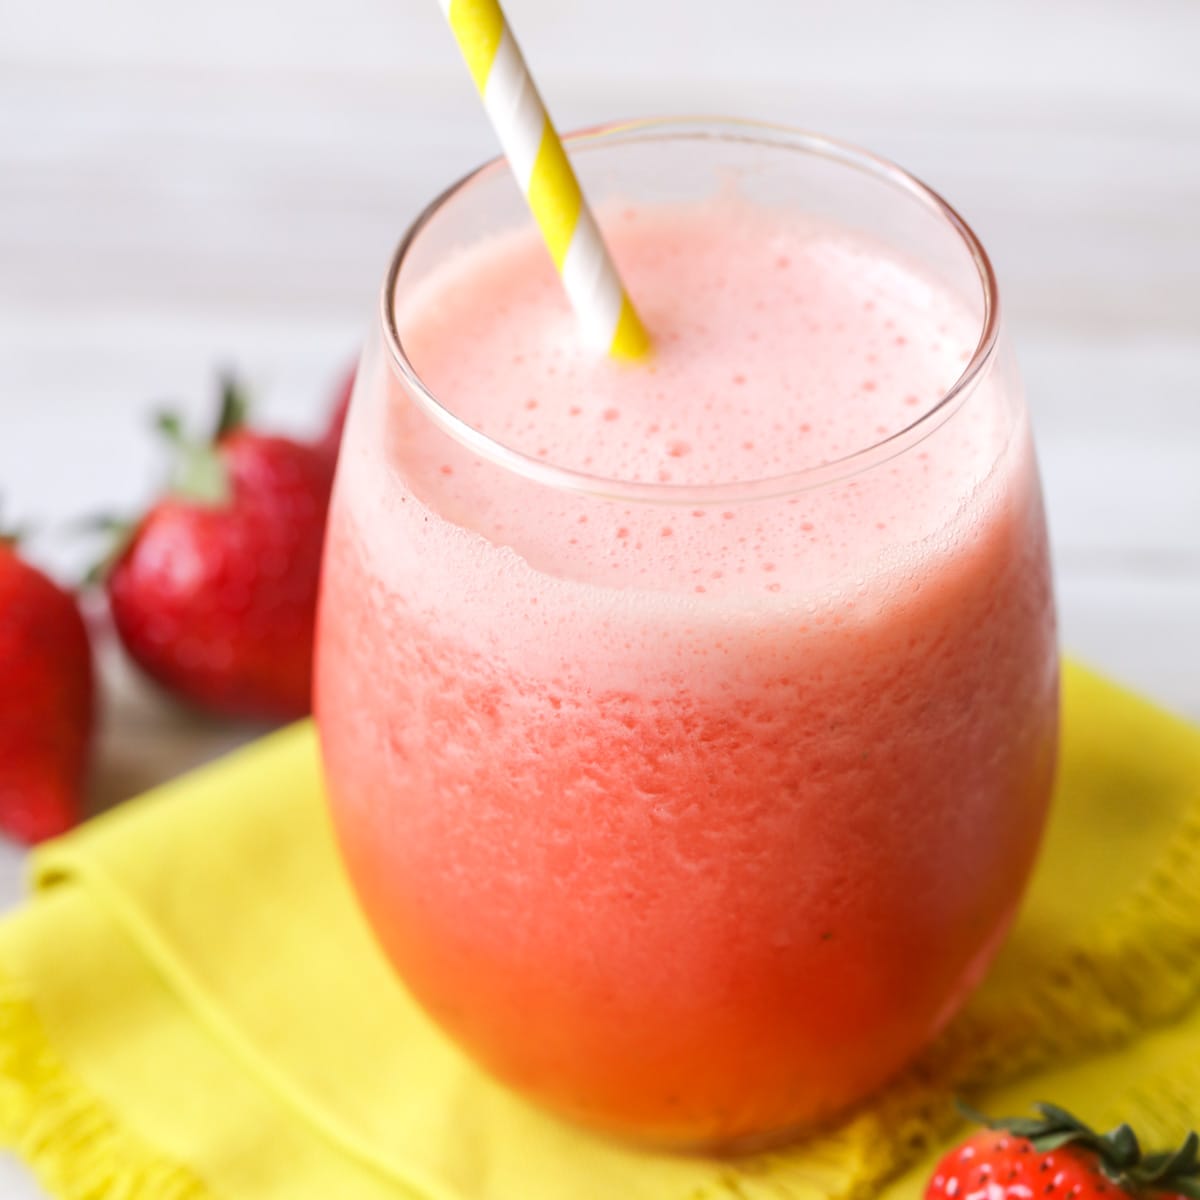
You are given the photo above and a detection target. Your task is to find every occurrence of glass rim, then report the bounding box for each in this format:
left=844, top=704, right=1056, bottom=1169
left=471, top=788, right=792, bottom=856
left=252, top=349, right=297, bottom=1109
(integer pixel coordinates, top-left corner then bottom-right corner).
left=380, top=115, right=1002, bottom=505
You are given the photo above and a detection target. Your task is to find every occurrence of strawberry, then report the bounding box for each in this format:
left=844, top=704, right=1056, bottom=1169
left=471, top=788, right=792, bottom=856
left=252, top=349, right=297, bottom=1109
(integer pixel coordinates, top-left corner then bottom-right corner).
left=106, top=378, right=335, bottom=721
left=0, top=526, right=94, bottom=843
left=320, top=365, right=355, bottom=459
left=928, top=1105, right=1200, bottom=1200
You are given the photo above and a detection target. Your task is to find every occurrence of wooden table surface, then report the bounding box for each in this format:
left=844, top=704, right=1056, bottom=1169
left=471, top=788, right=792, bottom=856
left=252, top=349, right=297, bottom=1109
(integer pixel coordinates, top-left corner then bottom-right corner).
left=1, top=0, right=1198, bottom=1193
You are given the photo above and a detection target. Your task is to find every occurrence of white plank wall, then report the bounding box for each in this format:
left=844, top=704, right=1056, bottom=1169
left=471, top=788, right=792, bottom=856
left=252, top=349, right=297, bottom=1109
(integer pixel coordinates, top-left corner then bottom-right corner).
left=0, top=0, right=1198, bottom=1193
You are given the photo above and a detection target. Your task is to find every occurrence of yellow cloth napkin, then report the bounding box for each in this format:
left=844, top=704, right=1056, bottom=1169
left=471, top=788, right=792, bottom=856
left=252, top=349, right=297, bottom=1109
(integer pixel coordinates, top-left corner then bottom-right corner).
left=2, top=661, right=1199, bottom=1200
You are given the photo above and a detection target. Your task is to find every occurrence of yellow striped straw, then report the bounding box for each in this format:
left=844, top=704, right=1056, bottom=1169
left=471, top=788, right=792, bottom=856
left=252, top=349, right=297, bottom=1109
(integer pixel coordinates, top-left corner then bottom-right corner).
left=437, top=0, right=651, bottom=361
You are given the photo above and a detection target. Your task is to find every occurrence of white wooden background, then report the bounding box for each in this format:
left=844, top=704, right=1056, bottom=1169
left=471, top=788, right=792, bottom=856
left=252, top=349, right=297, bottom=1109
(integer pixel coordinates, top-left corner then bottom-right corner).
left=1, top=0, right=1198, bottom=1193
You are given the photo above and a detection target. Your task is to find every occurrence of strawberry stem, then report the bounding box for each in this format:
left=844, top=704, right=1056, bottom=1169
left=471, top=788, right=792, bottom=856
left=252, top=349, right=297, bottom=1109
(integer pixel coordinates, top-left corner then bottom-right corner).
left=172, top=442, right=229, bottom=506
left=153, top=376, right=250, bottom=507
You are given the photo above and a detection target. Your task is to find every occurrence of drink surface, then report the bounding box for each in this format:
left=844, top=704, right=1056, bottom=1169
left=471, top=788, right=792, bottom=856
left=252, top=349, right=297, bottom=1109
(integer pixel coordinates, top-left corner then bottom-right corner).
left=316, top=199, right=1058, bottom=1145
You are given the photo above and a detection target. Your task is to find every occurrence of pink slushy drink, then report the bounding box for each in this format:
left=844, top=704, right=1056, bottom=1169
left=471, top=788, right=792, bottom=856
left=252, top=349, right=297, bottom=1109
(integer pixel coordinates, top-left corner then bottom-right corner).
left=316, top=123, right=1057, bottom=1148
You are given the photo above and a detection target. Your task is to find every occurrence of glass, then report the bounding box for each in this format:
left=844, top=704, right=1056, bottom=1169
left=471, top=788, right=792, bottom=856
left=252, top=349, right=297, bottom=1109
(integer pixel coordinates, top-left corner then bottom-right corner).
left=315, top=118, right=1058, bottom=1150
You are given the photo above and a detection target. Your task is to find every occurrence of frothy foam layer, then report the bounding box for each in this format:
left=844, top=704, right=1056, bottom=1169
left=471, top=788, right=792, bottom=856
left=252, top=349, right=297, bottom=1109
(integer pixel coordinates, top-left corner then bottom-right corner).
left=369, top=202, right=1007, bottom=603
left=401, top=202, right=981, bottom=484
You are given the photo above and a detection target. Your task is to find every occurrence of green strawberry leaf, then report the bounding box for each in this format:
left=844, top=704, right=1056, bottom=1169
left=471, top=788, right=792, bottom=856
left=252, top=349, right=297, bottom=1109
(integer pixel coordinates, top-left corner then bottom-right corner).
left=78, top=514, right=139, bottom=585
left=959, top=1102, right=1200, bottom=1197
left=214, top=374, right=251, bottom=440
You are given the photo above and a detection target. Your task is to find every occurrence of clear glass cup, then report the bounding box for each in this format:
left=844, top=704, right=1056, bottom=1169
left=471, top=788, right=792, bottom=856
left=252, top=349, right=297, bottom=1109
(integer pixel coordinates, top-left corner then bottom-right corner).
left=315, top=118, right=1058, bottom=1151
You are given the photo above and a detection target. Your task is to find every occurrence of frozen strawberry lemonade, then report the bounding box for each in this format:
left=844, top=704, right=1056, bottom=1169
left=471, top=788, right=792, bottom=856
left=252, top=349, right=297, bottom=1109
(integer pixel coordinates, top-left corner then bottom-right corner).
left=316, top=198, right=1058, bottom=1146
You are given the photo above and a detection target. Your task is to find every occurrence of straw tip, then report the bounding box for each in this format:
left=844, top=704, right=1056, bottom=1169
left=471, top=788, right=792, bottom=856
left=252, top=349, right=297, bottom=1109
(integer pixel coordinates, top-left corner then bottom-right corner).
left=608, top=299, right=653, bottom=362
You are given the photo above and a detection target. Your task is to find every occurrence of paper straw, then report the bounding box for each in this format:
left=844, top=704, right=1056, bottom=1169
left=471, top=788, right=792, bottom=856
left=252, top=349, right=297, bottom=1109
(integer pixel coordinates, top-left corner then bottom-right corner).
left=437, top=0, right=651, bottom=361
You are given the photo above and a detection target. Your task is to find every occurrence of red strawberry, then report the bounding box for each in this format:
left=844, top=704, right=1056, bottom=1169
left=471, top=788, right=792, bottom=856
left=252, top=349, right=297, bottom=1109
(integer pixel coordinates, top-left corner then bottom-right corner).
left=320, top=365, right=355, bottom=459
left=0, top=529, right=94, bottom=843
left=106, top=378, right=335, bottom=721
left=928, top=1105, right=1200, bottom=1200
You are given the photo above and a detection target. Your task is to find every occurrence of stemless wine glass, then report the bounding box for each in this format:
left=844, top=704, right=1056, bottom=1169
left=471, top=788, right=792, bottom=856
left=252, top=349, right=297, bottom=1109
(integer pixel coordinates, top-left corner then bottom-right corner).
left=315, top=118, right=1058, bottom=1151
